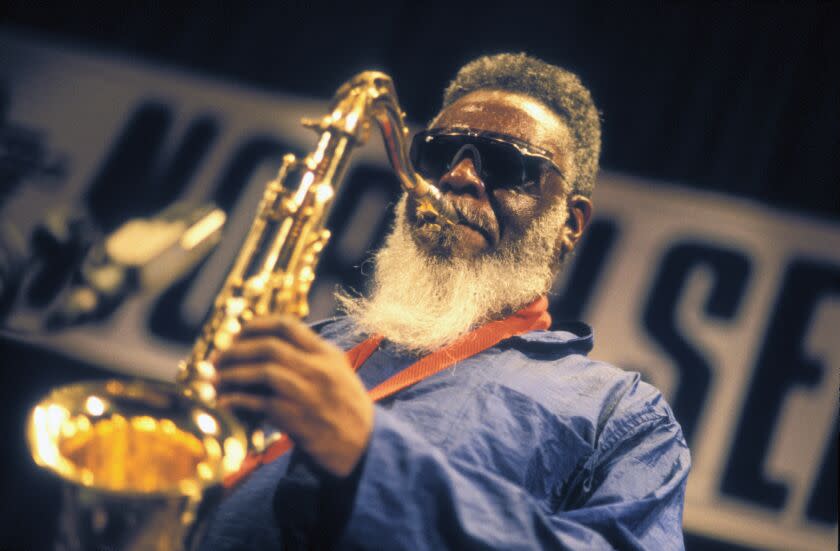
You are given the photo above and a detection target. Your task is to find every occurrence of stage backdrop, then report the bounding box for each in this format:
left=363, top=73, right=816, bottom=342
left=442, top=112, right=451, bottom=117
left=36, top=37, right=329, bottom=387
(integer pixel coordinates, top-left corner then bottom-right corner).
left=1, top=29, right=837, bottom=551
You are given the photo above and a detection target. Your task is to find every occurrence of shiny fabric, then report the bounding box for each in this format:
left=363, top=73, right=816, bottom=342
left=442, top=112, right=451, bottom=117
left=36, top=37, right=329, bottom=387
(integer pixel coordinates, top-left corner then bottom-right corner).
left=200, top=317, right=690, bottom=550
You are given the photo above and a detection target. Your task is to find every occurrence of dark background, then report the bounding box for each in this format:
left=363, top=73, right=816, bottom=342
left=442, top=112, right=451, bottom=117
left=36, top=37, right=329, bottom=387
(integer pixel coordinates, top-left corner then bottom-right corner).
left=1, top=2, right=838, bottom=550
left=5, top=1, right=839, bottom=220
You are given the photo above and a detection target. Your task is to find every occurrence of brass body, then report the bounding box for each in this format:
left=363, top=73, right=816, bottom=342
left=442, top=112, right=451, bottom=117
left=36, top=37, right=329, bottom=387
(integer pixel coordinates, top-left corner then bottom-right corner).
left=27, top=71, right=455, bottom=550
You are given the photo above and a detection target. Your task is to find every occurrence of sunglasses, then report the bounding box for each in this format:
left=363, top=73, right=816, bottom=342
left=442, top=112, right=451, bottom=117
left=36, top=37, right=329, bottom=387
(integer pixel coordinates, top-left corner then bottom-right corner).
left=410, top=129, right=563, bottom=191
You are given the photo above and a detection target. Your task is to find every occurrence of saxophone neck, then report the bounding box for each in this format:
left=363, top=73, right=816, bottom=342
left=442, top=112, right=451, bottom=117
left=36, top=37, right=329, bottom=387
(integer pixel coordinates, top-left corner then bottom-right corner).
left=366, top=74, right=458, bottom=225
left=306, top=71, right=457, bottom=225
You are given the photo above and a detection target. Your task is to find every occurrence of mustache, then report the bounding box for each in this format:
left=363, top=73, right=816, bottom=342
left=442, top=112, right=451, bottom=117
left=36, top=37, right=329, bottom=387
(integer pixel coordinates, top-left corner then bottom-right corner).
left=448, top=198, right=500, bottom=245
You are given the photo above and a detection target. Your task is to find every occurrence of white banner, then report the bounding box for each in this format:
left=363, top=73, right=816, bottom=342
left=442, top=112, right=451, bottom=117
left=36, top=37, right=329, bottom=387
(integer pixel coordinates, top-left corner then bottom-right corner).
left=1, top=28, right=837, bottom=551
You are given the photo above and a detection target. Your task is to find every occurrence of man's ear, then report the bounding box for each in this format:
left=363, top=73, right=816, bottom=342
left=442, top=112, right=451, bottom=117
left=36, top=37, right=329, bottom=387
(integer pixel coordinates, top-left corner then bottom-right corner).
left=560, top=195, right=593, bottom=254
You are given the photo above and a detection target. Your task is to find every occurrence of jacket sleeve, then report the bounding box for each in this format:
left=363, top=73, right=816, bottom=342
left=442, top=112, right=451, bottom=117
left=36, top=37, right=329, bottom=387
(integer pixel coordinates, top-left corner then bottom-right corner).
left=330, top=404, right=690, bottom=551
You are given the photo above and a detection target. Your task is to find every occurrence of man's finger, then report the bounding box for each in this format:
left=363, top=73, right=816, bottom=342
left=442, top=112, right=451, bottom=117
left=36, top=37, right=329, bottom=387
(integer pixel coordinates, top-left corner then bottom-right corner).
left=217, top=364, right=304, bottom=397
left=217, top=336, right=306, bottom=366
left=217, top=393, right=268, bottom=415
left=241, top=315, right=324, bottom=352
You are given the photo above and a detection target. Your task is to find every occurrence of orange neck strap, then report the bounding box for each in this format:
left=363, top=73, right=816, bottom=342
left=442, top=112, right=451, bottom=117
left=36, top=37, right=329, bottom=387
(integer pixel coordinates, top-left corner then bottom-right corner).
left=223, top=296, right=551, bottom=489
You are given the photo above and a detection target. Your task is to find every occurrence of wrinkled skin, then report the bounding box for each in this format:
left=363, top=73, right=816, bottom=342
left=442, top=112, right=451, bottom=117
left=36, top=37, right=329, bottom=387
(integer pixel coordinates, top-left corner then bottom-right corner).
left=409, top=90, right=592, bottom=260
left=215, top=90, right=593, bottom=476
left=217, top=315, right=370, bottom=476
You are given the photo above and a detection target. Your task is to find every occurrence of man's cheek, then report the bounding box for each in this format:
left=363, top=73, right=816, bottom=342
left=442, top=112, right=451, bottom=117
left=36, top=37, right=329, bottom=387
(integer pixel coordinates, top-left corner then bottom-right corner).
left=518, top=196, right=548, bottom=224
left=493, top=202, right=532, bottom=241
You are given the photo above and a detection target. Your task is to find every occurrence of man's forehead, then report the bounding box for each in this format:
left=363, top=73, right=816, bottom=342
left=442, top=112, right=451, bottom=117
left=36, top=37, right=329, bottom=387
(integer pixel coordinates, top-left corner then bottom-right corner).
left=430, top=90, right=569, bottom=157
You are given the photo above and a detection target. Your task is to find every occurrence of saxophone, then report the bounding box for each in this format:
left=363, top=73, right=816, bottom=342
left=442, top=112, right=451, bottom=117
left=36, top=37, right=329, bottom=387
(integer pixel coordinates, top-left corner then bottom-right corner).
left=27, top=71, right=455, bottom=551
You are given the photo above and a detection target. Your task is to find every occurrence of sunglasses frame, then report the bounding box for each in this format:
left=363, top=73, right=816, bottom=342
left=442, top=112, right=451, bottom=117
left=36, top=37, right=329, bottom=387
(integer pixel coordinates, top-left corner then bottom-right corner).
left=410, top=128, right=565, bottom=189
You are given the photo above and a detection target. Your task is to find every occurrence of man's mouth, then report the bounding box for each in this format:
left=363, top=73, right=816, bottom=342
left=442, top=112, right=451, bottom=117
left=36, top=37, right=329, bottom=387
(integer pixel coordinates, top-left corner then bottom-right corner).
left=449, top=201, right=499, bottom=247
left=407, top=194, right=500, bottom=249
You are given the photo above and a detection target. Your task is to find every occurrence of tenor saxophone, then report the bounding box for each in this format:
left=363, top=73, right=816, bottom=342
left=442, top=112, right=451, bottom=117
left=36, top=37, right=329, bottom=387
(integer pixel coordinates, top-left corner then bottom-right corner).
left=27, top=71, right=455, bottom=551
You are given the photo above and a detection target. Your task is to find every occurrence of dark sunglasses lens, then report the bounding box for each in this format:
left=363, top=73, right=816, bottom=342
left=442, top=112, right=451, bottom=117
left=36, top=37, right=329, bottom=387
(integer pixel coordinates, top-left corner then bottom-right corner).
left=411, top=134, right=531, bottom=188
left=411, top=135, right=462, bottom=179
left=475, top=141, right=525, bottom=188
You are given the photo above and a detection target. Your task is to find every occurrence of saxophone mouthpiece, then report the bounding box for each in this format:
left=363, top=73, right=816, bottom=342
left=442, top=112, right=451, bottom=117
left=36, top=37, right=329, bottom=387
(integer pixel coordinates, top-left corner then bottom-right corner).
left=409, top=179, right=457, bottom=228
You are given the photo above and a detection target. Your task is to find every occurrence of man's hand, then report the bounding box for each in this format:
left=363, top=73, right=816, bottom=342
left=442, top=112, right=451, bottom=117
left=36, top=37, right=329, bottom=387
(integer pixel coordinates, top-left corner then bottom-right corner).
left=215, top=315, right=373, bottom=477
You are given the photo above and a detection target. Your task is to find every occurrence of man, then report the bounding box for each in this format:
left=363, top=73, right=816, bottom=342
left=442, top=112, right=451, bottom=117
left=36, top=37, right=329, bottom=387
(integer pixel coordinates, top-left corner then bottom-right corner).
left=201, top=53, right=690, bottom=550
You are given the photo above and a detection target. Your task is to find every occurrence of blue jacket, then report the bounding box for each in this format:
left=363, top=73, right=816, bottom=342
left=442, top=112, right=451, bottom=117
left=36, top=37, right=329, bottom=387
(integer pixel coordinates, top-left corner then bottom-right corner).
left=200, top=318, right=690, bottom=550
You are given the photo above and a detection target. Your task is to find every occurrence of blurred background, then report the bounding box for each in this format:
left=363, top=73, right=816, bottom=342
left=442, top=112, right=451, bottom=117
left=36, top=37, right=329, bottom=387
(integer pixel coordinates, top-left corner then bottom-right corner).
left=0, top=2, right=837, bottom=550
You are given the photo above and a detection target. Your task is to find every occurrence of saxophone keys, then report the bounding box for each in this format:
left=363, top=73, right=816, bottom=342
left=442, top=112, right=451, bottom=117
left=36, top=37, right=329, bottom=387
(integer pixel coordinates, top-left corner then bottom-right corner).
left=223, top=318, right=241, bottom=336
left=212, top=318, right=240, bottom=352
left=280, top=198, right=299, bottom=216
left=224, top=297, right=247, bottom=317
left=300, top=117, right=323, bottom=131
left=289, top=301, right=309, bottom=319
left=213, top=332, right=233, bottom=352
left=313, top=183, right=334, bottom=203
left=195, top=361, right=217, bottom=381
left=195, top=382, right=217, bottom=405
left=312, top=229, right=330, bottom=253
left=298, top=266, right=315, bottom=283
left=266, top=179, right=284, bottom=196
left=277, top=153, right=298, bottom=176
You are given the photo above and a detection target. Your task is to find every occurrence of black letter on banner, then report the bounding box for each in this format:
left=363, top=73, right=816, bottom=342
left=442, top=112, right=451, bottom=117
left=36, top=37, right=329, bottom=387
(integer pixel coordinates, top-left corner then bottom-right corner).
left=550, top=218, right=618, bottom=321
left=643, top=242, right=751, bottom=445
left=300, top=164, right=403, bottom=320
left=85, top=102, right=218, bottom=230
left=317, top=164, right=400, bottom=287
left=210, top=136, right=299, bottom=211
left=147, top=136, right=296, bottom=343
left=806, top=416, right=837, bottom=524
left=722, top=258, right=840, bottom=510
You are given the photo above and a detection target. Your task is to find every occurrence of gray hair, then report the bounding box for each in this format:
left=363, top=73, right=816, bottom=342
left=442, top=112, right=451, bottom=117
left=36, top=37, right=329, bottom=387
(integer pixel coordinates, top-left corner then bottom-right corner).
left=442, top=53, right=601, bottom=197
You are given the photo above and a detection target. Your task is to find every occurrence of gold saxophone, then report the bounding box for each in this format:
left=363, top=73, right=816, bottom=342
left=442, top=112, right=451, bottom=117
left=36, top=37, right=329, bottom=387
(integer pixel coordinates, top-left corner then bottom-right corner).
left=27, top=71, right=455, bottom=551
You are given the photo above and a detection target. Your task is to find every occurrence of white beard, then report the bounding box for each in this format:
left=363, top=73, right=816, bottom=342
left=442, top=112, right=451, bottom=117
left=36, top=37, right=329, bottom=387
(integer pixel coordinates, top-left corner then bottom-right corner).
left=336, top=196, right=568, bottom=354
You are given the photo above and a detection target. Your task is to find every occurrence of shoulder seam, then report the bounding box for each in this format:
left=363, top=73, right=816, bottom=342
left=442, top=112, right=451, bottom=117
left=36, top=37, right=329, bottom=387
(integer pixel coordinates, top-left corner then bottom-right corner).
left=599, top=409, right=673, bottom=454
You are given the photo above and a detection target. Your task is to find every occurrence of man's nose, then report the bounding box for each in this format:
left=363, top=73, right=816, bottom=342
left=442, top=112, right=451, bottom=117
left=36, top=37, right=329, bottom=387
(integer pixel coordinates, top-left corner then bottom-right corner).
left=438, top=157, right=487, bottom=199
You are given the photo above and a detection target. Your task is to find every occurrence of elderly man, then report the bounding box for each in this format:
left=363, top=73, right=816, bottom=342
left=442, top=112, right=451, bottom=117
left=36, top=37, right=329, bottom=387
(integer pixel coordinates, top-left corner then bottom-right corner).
left=201, top=53, right=690, bottom=550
